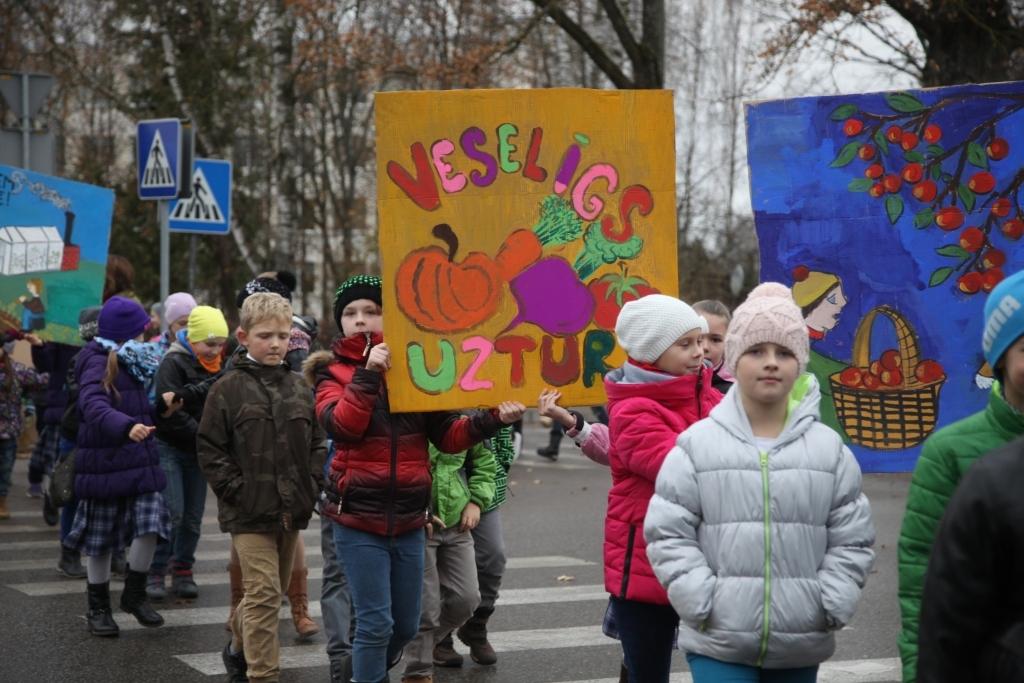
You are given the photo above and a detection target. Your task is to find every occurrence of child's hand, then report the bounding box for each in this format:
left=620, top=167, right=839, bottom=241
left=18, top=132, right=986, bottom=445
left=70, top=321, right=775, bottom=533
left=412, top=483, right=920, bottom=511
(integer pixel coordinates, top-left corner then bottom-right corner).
left=366, top=343, right=391, bottom=373
left=426, top=513, right=446, bottom=539
left=538, top=389, right=576, bottom=430
left=496, top=401, right=526, bottom=424
left=128, top=424, right=156, bottom=442
left=459, top=502, right=481, bottom=532
left=160, top=391, right=184, bottom=418
left=23, top=333, right=43, bottom=347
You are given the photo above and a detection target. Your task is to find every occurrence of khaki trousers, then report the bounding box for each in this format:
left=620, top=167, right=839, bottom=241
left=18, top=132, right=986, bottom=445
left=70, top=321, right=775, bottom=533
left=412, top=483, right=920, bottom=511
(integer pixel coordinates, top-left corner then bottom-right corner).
left=231, top=530, right=300, bottom=682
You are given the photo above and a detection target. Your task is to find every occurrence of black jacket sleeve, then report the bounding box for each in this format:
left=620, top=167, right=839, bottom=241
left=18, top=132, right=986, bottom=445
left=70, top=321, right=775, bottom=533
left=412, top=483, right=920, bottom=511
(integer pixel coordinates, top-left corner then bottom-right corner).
left=154, top=354, right=201, bottom=453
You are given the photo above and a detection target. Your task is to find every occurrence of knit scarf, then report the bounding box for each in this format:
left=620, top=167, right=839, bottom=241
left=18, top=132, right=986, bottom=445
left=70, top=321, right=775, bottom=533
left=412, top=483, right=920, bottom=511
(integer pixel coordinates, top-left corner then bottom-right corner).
left=94, top=337, right=163, bottom=386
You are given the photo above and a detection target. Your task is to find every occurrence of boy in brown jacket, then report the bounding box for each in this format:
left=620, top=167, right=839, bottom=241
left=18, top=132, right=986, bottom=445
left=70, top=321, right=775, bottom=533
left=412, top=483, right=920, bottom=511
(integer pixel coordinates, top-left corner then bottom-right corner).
left=198, top=292, right=326, bottom=683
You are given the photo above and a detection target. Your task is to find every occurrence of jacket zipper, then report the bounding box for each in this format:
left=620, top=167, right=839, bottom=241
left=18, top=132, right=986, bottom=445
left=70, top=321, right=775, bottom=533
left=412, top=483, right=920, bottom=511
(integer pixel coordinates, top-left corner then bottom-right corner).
left=619, top=525, right=637, bottom=598
left=696, top=371, right=704, bottom=419
left=757, top=449, right=772, bottom=667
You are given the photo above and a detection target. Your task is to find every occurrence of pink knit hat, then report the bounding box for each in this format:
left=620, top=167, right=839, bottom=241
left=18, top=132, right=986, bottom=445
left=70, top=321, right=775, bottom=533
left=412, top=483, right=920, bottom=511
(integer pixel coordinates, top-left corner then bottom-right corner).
left=724, top=282, right=809, bottom=375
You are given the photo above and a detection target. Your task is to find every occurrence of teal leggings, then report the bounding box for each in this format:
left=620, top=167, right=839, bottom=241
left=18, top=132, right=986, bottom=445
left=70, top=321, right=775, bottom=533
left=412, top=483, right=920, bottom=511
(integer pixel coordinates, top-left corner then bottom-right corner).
left=687, top=654, right=818, bottom=683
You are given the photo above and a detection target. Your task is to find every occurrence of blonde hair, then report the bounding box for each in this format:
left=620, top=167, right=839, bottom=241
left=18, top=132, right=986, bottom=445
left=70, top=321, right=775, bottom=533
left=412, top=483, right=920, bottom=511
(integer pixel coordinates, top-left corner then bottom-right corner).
left=693, top=299, right=731, bottom=322
left=240, top=292, right=292, bottom=331
left=102, top=350, right=120, bottom=401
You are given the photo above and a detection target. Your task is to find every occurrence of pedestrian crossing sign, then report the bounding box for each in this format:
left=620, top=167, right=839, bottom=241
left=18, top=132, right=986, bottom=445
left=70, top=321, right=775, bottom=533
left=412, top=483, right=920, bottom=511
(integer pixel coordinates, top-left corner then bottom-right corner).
left=168, top=158, right=232, bottom=234
left=136, top=118, right=182, bottom=200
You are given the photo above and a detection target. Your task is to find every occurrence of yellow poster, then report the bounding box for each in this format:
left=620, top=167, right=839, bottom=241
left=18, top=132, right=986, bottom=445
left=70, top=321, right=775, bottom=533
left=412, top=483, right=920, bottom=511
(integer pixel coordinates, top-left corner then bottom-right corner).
left=376, top=88, right=678, bottom=412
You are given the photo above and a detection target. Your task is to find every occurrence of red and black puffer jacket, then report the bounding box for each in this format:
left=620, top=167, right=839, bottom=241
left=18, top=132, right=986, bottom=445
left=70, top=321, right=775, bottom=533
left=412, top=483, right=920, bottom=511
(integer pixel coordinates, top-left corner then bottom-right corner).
left=309, top=332, right=501, bottom=537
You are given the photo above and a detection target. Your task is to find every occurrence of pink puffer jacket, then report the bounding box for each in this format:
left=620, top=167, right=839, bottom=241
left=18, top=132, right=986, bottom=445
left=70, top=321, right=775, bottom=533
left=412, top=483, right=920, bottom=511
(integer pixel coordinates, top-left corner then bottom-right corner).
left=603, top=363, right=722, bottom=604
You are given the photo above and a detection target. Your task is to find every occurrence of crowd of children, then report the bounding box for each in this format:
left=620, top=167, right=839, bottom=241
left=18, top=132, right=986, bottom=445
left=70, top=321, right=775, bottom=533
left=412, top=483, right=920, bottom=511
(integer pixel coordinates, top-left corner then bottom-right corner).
left=22, top=258, right=1024, bottom=682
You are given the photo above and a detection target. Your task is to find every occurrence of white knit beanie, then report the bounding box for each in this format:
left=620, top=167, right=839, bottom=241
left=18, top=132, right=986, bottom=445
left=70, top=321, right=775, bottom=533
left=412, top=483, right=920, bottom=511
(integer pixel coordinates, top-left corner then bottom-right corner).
left=724, top=282, right=809, bottom=375
left=615, top=294, right=709, bottom=363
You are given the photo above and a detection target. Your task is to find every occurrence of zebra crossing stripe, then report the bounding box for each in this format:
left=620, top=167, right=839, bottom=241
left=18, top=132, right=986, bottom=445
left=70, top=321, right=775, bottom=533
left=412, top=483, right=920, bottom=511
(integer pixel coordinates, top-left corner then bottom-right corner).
left=5, top=555, right=596, bottom=590
left=113, top=584, right=607, bottom=631
left=174, top=625, right=611, bottom=675
left=2, top=528, right=320, bottom=552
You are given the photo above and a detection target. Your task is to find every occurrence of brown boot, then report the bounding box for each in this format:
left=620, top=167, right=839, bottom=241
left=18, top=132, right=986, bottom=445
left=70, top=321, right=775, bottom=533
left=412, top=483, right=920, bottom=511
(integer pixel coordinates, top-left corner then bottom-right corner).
left=456, top=606, right=497, bottom=665
left=225, top=561, right=243, bottom=631
left=0, top=496, right=8, bottom=520
left=286, top=567, right=319, bottom=638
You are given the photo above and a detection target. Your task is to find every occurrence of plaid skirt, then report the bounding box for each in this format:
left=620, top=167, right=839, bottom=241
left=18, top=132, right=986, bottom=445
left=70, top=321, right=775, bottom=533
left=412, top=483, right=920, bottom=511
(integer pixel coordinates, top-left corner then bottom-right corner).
left=63, top=491, right=170, bottom=557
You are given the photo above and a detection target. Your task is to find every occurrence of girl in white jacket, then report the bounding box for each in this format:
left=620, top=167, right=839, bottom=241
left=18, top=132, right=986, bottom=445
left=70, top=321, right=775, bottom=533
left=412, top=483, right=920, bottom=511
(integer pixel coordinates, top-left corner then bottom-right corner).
left=644, top=283, right=875, bottom=682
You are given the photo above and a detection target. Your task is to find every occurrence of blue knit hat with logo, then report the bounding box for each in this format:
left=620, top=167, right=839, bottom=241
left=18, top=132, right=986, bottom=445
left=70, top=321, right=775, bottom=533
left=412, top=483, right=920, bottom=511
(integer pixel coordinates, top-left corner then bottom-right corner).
left=982, top=269, right=1024, bottom=372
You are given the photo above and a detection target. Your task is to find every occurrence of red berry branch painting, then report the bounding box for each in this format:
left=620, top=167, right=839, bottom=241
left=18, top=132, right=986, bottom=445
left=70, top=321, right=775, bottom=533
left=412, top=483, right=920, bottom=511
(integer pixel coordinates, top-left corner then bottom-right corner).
left=829, top=90, right=1024, bottom=294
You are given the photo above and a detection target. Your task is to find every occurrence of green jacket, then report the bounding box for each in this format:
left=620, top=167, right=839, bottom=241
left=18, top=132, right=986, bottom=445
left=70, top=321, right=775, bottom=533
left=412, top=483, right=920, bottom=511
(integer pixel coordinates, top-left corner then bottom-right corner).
left=485, top=426, right=515, bottom=512
left=429, top=440, right=497, bottom=528
left=897, top=382, right=1024, bottom=682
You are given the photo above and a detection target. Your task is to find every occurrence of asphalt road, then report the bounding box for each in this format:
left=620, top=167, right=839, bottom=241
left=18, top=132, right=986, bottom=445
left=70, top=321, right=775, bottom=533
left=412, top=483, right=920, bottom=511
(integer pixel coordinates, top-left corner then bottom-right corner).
left=0, top=422, right=908, bottom=682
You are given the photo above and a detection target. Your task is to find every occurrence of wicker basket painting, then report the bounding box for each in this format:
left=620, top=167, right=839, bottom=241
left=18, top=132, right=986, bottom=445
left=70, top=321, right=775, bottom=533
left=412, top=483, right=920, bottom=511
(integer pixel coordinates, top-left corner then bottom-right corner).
left=829, top=306, right=945, bottom=449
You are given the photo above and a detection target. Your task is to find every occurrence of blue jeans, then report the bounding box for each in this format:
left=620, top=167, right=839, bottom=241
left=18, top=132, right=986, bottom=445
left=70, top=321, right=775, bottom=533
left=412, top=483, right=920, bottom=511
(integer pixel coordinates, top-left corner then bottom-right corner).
left=151, top=441, right=207, bottom=574
left=686, top=654, right=819, bottom=682
left=333, top=523, right=425, bottom=683
left=0, top=437, right=16, bottom=498
left=611, top=596, right=679, bottom=683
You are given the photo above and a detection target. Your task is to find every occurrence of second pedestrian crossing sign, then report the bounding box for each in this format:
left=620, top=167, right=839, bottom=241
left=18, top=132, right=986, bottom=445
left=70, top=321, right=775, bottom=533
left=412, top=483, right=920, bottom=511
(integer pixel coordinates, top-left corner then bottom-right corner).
left=169, top=158, right=232, bottom=234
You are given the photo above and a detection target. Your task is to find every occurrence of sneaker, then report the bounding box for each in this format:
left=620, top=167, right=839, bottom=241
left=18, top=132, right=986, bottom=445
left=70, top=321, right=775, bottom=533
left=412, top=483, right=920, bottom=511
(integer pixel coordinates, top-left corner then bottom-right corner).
left=221, top=641, right=248, bottom=683
left=146, top=574, right=167, bottom=601
left=42, top=490, right=59, bottom=526
left=27, top=483, right=43, bottom=498
left=172, top=569, right=199, bottom=600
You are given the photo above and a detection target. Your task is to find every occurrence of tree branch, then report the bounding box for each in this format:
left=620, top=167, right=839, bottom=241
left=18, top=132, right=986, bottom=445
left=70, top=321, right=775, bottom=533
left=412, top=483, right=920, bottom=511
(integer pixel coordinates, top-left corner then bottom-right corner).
left=529, top=0, right=634, bottom=88
left=597, top=0, right=644, bottom=73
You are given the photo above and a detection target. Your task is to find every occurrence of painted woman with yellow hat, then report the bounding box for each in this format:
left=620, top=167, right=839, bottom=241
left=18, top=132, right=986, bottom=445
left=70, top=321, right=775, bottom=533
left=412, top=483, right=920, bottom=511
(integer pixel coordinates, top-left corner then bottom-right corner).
left=792, top=267, right=848, bottom=432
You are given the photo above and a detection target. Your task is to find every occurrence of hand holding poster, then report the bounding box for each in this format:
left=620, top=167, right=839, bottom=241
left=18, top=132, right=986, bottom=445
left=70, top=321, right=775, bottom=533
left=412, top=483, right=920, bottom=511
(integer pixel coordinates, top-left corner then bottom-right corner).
left=376, top=88, right=678, bottom=412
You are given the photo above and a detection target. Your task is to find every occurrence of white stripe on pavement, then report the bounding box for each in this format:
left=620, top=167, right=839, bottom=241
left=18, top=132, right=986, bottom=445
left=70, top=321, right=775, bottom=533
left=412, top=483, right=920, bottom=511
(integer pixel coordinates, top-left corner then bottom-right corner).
left=1, top=527, right=319, bottom=552
left=114, top=584, right=607, bottom=631
left=549, top=658, right=901, bottom=683
left=175, top=625, right=612, bottom=675
left=5, top=556, right=596, bottom=591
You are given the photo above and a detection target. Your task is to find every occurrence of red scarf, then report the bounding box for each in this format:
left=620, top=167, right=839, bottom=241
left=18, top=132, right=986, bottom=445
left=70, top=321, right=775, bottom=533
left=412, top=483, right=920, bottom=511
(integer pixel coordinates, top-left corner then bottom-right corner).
left=807, top=327, right=825, bottom=341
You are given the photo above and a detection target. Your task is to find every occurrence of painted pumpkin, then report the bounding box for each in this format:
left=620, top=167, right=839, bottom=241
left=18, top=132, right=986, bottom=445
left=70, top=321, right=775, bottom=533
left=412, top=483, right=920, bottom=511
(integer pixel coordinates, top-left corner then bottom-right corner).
left=396, top=223, right=503, bottom=333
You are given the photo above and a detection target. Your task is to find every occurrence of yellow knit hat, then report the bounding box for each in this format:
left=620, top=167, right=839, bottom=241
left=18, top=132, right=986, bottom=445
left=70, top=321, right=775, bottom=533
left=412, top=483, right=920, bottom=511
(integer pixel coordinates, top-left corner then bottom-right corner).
left=791, top=269, right=840, bottom=308
left=187, top=306, right=229, bottom=343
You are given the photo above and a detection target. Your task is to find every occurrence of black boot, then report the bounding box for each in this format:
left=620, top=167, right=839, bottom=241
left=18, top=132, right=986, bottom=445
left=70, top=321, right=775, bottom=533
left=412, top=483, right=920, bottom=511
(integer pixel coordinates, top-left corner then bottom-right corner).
left=221, top=641, right=248, bottom=683
left=120, top=568, right=164, bottom=627
left=86, top=582, right=120, bottom=637
left=457, top=605, right=497, bottom=665
left=42, top=489, right=59, bottom=526
left=536, top=426, right=561, bottom=461
left=57, top=547, right=87, bottom=579
left=433, top=631, right=464, bottom=667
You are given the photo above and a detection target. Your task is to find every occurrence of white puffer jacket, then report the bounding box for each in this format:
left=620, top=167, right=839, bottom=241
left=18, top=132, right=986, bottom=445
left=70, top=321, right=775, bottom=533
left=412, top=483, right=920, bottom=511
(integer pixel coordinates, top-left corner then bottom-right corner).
left=644, top=374, right=875, bottom=668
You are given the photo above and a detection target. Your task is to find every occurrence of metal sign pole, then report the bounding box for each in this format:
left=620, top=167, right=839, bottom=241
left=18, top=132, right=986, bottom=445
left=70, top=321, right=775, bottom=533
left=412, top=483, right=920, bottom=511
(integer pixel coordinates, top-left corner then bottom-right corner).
left=159, top=199, right=170, bottom=321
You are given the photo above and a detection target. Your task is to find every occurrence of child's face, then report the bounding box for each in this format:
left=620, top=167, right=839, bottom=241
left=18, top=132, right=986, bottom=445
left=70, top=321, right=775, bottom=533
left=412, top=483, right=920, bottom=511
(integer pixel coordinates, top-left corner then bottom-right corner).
left=237, top=318, right=291, bottom=366
left=340, top=298, right=383, bottom=337
left=27, top=282, right=39, bottom=296
left=169, top=316, right=189, bottom=335
left=192, top=338, right=227, bottom=361
left=735, top=343, right=799, bottom=405
left=999, top=337, right=1024, bottom=404
left=700, top=314, right=728, bottom=368
left=655, top=328, right=705, bottom=376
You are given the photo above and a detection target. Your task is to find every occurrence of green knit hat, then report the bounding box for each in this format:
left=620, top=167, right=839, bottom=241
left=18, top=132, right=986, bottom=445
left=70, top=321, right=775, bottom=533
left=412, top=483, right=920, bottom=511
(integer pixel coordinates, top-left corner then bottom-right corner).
left=333, top=275, right=382, bottom=331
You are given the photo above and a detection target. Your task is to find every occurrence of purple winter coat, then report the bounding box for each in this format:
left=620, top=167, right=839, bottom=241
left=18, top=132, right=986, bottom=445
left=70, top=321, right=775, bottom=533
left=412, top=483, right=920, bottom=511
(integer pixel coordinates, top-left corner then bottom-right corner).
left=31, top=342, right=79, bottom=426
left=73, top=341, right=165, bottom=500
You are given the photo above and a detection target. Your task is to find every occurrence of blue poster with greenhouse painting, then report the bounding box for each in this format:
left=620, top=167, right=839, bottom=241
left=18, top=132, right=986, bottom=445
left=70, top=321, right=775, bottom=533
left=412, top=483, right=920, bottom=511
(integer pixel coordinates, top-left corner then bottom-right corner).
left=0, top=165, right=114, bottom=345
left=745, top=80, right=1024, bottom=472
